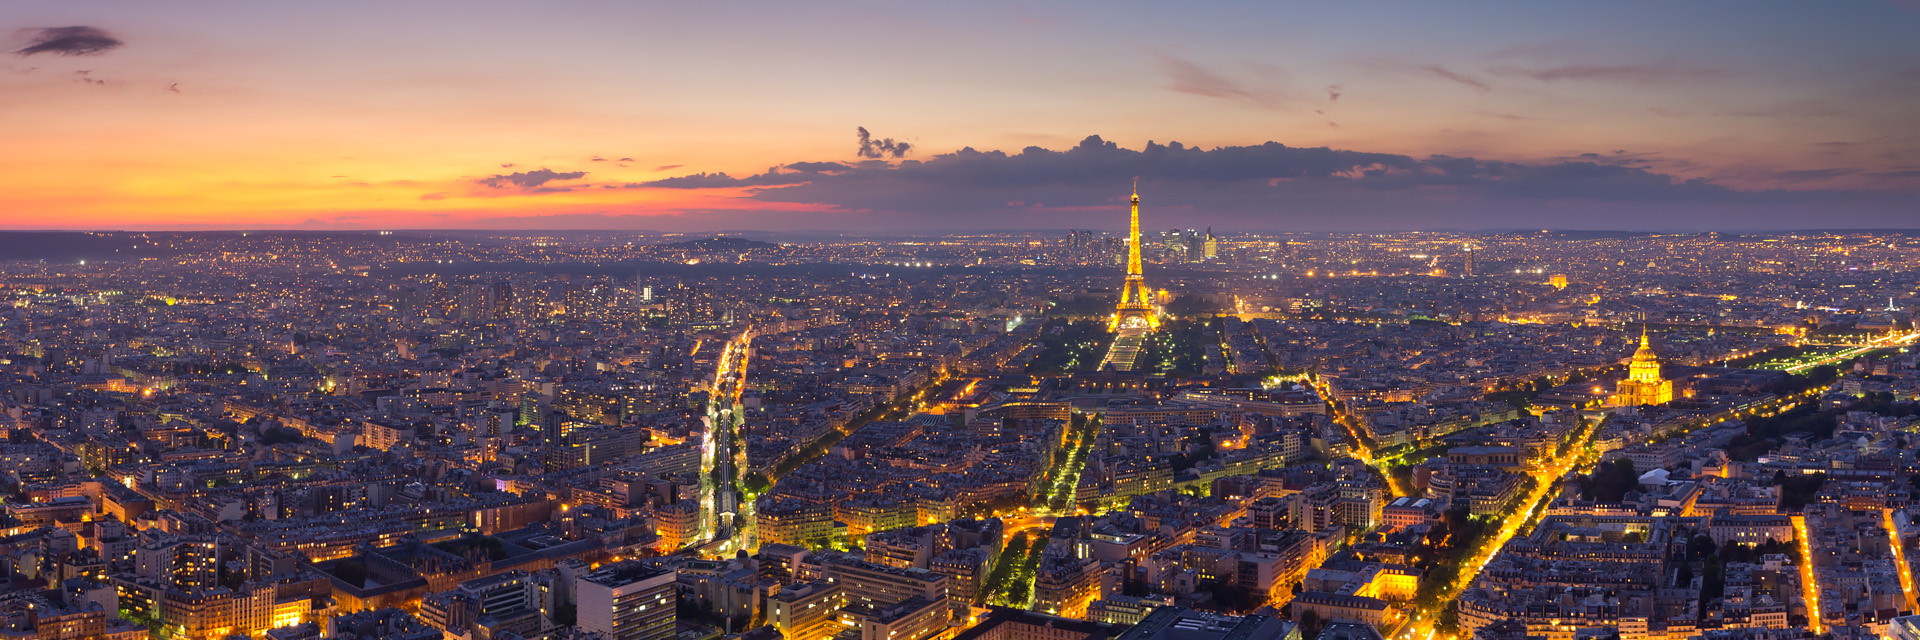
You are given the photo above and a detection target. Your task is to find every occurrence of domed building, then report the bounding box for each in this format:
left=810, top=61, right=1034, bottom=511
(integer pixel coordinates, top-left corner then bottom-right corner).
left=1610, top=328, right=1673, bottom=407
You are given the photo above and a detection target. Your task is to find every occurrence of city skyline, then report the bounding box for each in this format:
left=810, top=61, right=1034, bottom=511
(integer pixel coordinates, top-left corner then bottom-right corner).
left=0, top=219, right=1911, bottom=640
left=3, top=1, right=1917, bottom=231
left=4, top=4, right=1920, bottom=640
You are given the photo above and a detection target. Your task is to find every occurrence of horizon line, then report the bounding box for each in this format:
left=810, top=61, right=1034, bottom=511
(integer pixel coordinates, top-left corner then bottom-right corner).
left=1, top=227, right=1918, bottom=235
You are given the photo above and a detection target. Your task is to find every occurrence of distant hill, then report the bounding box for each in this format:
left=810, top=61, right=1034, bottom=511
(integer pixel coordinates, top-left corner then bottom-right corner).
left=0, top=232, right=181, bottom=263
left=659, top=237, right=780, bottom=252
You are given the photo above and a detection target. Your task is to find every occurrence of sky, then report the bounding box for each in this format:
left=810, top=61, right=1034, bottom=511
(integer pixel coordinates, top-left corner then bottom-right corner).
left=2, top=0, right=1916, bottom=232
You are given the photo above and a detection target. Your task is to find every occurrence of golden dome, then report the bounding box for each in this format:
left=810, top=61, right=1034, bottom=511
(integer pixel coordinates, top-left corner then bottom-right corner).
left=1632, top=329, right=1658, bottom=361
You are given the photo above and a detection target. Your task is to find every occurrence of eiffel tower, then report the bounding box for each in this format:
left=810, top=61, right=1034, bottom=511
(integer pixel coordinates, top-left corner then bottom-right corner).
left=1110, top=181, right=1159, bottom=332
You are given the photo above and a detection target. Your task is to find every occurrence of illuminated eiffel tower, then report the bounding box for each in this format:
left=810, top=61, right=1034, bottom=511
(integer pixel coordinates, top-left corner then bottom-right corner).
left=1110, top=181, right=1159, bottom=332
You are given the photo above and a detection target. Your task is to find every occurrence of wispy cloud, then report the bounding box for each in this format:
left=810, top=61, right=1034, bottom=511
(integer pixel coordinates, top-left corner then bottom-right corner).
left=1420, top=66, right=1492, bottom=93
left=1157, top=53, right=1288, bottom=107
left=1492, top=60, right=1722, bottom=84
left=1770, top=168, right=1860, bottom=183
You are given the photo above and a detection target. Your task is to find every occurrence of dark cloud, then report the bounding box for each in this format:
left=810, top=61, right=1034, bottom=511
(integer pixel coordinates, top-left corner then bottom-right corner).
left=14, top=26, right=123, bottom=57
left=1325, top=84, right=1343, bottom=102
left=475, top=168, right=587, bottom=189
left=1421, top=66, right=1492, bottom=93
left=654, top=164, right=683, bottom=172
left=856, top=127, right=912, bottom=159
left=166, top=82, right=180, bottom=93
left=616, top=134, right=1917, bottom=231
left=591, top=156, right=608, bottom=162
left=749, top=135, right=1729, bottom=205
left=642, top=169, right=815, bottom=189
left=1492, top=60, right=1721, bottom=84
left=605, top=135, right=1916, bottom=231
left=1156, top=54, right=1283, bottom=108
left=618, top=157, right=633, bottom=162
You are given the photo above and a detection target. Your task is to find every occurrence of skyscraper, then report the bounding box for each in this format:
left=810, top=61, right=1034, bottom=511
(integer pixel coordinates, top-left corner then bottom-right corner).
left=1111, top=183, right=1159, bottom=332
left=491, top=282, right=514, bottom=318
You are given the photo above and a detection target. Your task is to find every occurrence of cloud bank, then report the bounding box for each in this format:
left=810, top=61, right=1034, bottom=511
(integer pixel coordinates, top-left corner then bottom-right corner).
left=625, top=135, right=1915, bottom=231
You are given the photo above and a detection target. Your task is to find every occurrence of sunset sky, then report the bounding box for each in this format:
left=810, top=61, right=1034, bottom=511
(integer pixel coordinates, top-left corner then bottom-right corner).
left=3, top=1, right=1916, bottom=231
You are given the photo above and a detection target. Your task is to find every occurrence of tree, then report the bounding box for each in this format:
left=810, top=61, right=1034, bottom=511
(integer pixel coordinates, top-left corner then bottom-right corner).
left=1779, top=474, right=1827, bottom=511
left=1297, top=609, right=1322, bottom=637
left=1688, top=534, right=1717, bottom=561
left=979, top=533, right=1031, bottom=603
left=1581, top=459, right=1638, bottom=503
left=331, top=560, right=367, bottom=587
left=1444, top=505, right=1472, bottom=533
left=1701, top=557, right=1726, bottom=602
left=1210, top=584, right=1257, bottom=613
left=742, top=473, right=769, bottom=495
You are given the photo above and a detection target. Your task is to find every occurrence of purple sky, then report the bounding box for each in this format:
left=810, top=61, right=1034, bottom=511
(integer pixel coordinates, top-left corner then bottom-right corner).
left=2, top=1, right=1915, bottom=230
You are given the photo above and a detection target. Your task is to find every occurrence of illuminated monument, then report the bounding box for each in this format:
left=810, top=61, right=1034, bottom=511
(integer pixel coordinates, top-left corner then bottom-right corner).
left=1610, top=327, right=1674, bottom=407
left=1110, top=182, right=1160, bottom=332
left=1099, top=183, right=1159, bottom=371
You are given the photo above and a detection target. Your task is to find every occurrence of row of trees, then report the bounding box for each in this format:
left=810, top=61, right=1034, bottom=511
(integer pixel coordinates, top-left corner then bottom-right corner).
left=1134, top=318, right=1220, bottom=376
left=1026, top=319, right=1113, bottom=374
left=977, top=533, right=1030, bottom=603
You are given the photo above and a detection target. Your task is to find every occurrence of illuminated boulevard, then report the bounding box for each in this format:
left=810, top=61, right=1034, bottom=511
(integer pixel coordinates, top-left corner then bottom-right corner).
left=1389, top=413, right=1601, bottom=640
left=699, top=328, right=755, bottom=555
left=1792, top=515, right=1823, bottom=635
left=1785, top=330, right=1920, bottom=373
left=1886, top=509, right=1918, bottom=615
